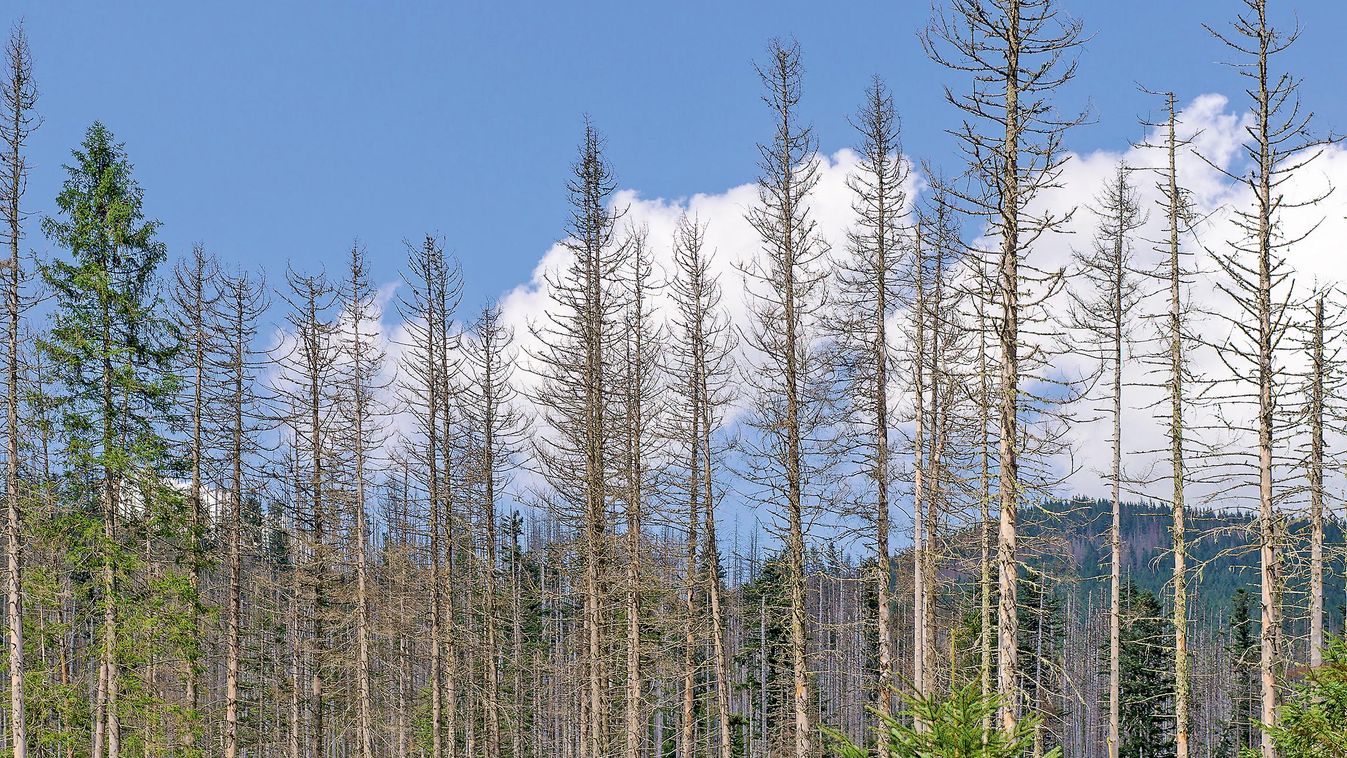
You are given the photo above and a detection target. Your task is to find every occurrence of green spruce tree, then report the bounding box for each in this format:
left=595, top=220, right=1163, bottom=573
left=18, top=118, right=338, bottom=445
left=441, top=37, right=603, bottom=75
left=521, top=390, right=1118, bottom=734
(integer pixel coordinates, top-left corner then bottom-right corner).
left=39, top=121, right=182, bottom=756
left=1117, top=582, right=1176, bottom=758
left=1220, top=588, right=1259, bottom=756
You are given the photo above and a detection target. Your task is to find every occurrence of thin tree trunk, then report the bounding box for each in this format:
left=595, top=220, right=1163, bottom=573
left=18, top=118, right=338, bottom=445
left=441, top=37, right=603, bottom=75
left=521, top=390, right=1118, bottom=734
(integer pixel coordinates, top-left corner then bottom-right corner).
left=997, top=7, right=1023, bottom=726
left=1164, top=93, right=1192, bottom=758
left=308, top=318, right=326, bottom=758
left=680, top=387, right=699, bottom=758
left=912, top=222, right=927, bottom=702
left=978, top=316, right=993, bottom=745
left=1107, top=257, right=1123, bottom=758
left=622, top=288, right=645, bottom=758
left=479, top=313, right=505, bottom=758
left=224, top=288, right=245, bottom=758
left=354, top=352, right=374, bottom=758
left=1308, top=294, right=1325, bottom=668
left=1253, top=6, right=1280, bottom=753
left=873, top=210, right=894, bottom=719
left=1, top=26, right=31, bottom=758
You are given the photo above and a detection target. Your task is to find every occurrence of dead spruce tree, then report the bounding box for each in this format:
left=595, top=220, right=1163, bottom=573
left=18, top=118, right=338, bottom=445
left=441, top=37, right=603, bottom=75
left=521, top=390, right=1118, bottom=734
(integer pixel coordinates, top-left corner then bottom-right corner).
left=1298, top=292, right=1342, bottom=670
left=169, top=244, right=221, bottom=752
left=669, top=213, right=737, bottom=758
left=0, top=24, right=34, bottom=757
left=1285, top=285, right=1344, bottom=677
left=1135, top=90, right=1201, bottom=758
left=213, top=268, right=269, bottom=758
left=919, top=180, right=976, bottom=703
left=969, top=244, right=999, bottom=738
left=741, top=37, right=835, bottom=758
left=336, top=243, right=390, bottom=758
left=678, top=216, right=703, bottom=758
left=835, top=75, right=907, bottom=719
left=1066, top=163, right=1145, bottom=758
left=397, top=234, right=463, bottom=758
left=530, top=121, right=625, bottom=758
left=463, top=300, right=526, bottom=758
left=615, top=226, right=660, bottom=758
left=923, top=0, right=1086, bottom=732
left=272, top=267, right=340, bottom=758
left=1203, top=3, right=1335, bottom=754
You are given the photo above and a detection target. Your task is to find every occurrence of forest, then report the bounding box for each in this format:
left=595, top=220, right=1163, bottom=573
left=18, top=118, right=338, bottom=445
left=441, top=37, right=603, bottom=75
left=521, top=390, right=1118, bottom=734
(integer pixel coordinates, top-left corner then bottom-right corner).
left=1, top=0, right=1346, bottom=757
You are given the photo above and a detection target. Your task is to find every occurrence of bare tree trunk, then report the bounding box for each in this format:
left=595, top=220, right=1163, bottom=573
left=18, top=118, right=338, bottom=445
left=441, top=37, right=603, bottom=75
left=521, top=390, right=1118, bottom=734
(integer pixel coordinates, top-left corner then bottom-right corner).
left=978, top=307, right=993, bottom=745
left=343, top=246, right=379, bottom=758
left=995, top=22, right=1024, bottom=730
left=1107, top=298, right=1122, bottom=758
left=465, top=303, right=521, bottom=758
left=485, top=459, right=504, bottom=758
left=704, top=453, right=732, bottom=758
left=912, top=221, right=927, bottom=702
left=276, top=269, right=340, bottom=758
left=308, top=317, right=326, bottom=758
left=0, top=25, right=33, bottom=758
left=218, top=272, right=264, bottom=758
left=923, top=0, right=1085, bottom=732
left=743, top=43, right=828, bottom=753
left=529, top=125, right=623, bottom=758
left=621, top=255, right=650, bottom=758
left=400, top=236, right=454, bottom=758
left=1162, top=93, right=1192, bottom=758
left=442, top=360, right=460, bottom=758
left=680, top=411, right=698, bottom=758
left=1206, top=2, right=1331, bottom=751
left=673, top=216, right=734, bottom=758
left=1308, top=293, right=1325, bottom=669
left=766, top=45, right=815, bottom=756
left=288, top=463, right=302, bottom=758
left=1251, top=7, right=1280, bottom=752
left=171, top=246, right=217, bottom=756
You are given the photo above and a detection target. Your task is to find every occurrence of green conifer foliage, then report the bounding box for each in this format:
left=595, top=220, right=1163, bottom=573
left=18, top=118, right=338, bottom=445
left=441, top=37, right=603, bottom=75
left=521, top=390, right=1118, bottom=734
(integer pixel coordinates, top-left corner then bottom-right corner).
left=39, top=121, right=185, bottom=753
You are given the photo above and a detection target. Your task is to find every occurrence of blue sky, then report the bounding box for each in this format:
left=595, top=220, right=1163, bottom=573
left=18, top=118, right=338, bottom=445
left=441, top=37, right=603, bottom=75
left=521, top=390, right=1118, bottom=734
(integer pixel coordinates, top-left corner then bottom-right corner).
left=8, top=1, right=1344, bottom=311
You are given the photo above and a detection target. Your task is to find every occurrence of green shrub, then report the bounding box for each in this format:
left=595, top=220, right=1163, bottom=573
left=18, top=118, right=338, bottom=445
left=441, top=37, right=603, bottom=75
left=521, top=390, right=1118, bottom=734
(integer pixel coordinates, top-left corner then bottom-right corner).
left=823, top=683, right=1059, bottom=758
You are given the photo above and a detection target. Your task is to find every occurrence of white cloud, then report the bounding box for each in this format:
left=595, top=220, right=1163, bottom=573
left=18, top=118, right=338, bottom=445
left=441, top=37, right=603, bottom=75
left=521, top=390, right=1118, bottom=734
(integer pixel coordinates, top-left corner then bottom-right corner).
left=270, top=93, right=1347, bottom=539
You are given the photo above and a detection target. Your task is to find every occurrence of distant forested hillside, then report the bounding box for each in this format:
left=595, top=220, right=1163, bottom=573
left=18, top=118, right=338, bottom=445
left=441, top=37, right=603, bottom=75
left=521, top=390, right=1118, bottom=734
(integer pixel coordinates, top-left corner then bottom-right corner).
left=1024, top=499, right=1346, bottom=625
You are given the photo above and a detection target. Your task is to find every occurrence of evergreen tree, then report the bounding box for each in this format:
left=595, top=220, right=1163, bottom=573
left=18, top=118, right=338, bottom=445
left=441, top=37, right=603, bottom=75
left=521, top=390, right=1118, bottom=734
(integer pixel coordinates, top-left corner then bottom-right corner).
left=1262, top=636, right=1347, bottom=757
left=1221, top=588, right=1259, bottom=756
left=39, top=121, right=181, bottom=756
left=736, top=552, right=792, bottom=753
left=1116, top=582, right=1176, bottom=758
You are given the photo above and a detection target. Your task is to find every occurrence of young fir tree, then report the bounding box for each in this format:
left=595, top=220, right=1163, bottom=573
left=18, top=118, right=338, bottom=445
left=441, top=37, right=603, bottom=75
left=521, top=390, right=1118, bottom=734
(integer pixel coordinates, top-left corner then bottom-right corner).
left=1223, top=588, right=1259, bottom=755
left=1116, top=582, right=1176, bottom=758
left=40, top=121, right=180, bottom=758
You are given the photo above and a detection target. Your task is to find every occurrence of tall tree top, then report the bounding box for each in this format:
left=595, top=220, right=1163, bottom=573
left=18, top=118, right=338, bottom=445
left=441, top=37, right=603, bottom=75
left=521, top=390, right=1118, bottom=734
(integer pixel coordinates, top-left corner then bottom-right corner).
left=43, top=122, right=164, bottom=283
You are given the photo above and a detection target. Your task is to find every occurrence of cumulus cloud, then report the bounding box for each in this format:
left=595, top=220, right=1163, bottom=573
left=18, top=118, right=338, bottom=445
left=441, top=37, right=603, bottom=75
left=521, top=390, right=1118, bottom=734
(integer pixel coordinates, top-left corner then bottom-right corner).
left=273, top=93, right=1347, bottom=539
